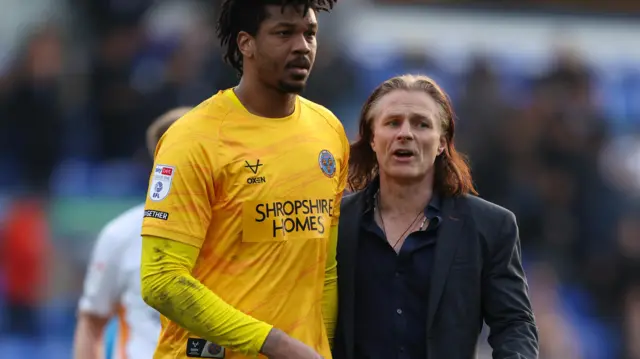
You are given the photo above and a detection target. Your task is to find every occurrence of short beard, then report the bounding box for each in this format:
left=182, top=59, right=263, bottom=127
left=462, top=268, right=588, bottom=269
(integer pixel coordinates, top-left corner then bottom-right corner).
left=277, top=79, right=306, bottom=94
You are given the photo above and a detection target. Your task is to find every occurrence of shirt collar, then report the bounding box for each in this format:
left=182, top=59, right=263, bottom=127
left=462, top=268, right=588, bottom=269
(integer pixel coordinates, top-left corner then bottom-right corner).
left=363, top=176, right=441, bottom=219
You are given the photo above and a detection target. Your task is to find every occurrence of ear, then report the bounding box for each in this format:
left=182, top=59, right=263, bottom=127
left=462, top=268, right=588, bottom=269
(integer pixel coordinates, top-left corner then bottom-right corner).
left=437, top=136, right=446, bottom=155
left=237, top=31, right=254, bottom=59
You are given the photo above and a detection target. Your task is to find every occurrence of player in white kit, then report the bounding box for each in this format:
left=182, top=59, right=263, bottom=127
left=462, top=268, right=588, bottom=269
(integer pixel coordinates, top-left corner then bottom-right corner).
left=72, top=107, right=192, bottom=359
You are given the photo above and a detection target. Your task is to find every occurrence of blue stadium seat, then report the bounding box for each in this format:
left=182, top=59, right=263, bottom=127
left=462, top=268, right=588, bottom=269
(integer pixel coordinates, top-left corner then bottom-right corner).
left=621, top=67, right=640, bottom=127
left=39, top=302, right=77, bottom=339
left=592, top=64, right=629, bottom=133
left=49, top=159, right=94, bottom=196
left=91, top=161, right=147, bottom=197
left=559, top=284, right=620, bottom=359
left=490, top=54, right=537, bottom=107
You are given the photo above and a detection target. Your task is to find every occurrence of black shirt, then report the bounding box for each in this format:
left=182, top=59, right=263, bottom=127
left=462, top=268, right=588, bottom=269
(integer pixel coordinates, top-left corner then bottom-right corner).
left=353, top=193, right=442, bottom=359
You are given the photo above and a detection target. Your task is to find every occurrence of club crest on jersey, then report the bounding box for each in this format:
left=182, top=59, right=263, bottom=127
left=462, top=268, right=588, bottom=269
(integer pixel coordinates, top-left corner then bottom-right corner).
left=318, top=149, right=336, bottom=178
left=149, top=164, right=175, bottom=202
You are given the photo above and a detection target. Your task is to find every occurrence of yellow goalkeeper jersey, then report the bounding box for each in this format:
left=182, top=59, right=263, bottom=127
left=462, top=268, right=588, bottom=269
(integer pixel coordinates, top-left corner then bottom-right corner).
left=141, top=89, right=349, bottom=359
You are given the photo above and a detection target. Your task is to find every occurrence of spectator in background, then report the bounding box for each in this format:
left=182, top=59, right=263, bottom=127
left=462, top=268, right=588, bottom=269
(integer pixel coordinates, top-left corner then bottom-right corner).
left=90, top=22, right=146, bottom=160
left=304, top=39, right=357, bottom=111
left=623, top=285, right=640, bottom=359
left=1, top=25, right=63, bottom=191
left=0, top=195, right=51, bottom=338
left=528, top=262, right=582, bottom=359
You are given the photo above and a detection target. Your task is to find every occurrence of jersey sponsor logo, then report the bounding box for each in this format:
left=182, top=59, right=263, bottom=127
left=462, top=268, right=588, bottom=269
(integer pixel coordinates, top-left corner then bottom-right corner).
left=144, top=209, right=169, bottom=220
left=318, top=150, right=336, bottom=178
left=149, top=164, right=175, bottom=201
left=244, top=159, right=266, bottom=185
left=186, top=338, right=225, bottom=358
left=242, top=198, right=334, bottom=241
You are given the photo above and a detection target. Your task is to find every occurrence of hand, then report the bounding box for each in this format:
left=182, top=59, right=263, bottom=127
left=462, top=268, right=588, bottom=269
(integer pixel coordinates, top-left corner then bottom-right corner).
left=261, top=328, right=323, bottom=359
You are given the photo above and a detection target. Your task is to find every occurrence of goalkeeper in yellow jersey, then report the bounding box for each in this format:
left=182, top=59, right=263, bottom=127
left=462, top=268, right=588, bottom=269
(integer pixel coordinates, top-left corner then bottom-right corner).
left=139, top=1, right=346, bottom=359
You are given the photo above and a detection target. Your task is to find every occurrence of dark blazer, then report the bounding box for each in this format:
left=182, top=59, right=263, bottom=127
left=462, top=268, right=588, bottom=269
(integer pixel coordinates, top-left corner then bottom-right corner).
left=333, top=191, right=539, bottom=359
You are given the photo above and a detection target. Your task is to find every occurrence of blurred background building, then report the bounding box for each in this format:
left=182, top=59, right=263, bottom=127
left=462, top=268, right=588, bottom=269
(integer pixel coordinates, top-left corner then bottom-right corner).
left=0, top=0, right=639, bottom=358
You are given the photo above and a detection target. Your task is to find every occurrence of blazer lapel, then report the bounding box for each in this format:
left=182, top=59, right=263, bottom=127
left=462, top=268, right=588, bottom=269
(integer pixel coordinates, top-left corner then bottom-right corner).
left=426, top=196, right=466, bottom=330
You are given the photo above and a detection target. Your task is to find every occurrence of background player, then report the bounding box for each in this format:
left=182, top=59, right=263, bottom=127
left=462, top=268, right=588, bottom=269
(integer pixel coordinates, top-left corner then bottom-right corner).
left=72, top=107, right=192, bottom=359
left=139, top=1, right=348, bottom=359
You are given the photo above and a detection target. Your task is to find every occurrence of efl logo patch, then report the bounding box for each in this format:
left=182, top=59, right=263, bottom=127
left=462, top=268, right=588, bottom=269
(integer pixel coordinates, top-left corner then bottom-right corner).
left=144, top=209, right=169, bottom=221
left=149, top=164, right=175, bottom=202
left=318, top=149, right=336, bottom=178
left=186, top=338, right=225, bottom=358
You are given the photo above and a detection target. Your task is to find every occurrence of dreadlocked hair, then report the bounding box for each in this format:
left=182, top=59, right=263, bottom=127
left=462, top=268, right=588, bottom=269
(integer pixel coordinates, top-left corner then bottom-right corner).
left=216, top=0, right=336, bottom=75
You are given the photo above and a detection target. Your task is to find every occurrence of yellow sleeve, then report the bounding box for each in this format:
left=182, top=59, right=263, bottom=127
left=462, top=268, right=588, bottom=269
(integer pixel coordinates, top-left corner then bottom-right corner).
left=140, top=235, right=273, bottom=356
left=322, top=122, right=349, bottom=345
left=331, top=124, right=350, bottom=226
left=141, top=125, right=216, bottom=248
left=322, top=225, right=338, bottom=346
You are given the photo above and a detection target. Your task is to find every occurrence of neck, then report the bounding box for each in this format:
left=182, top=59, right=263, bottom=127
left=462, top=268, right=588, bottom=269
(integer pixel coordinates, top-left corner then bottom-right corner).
left=378, top=173, right=434, bottom=216
left=235, top=77, right=296, bottom=118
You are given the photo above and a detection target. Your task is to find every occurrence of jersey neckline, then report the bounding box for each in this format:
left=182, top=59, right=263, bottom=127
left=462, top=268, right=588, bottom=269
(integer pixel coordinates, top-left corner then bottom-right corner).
left=223, top=88, right=300, bottom=122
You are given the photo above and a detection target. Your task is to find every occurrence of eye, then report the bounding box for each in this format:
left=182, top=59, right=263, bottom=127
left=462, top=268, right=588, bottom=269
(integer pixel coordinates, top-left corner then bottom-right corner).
left=386, top=119, right=400, bottom=127
left=276, top=30, right=292, bottom=37
left=305, top=30, right=317, bottom=38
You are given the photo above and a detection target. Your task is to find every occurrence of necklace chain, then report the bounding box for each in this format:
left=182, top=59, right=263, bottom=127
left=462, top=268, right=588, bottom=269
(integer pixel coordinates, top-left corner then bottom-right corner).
left=375, top=191, right=428, bottom=250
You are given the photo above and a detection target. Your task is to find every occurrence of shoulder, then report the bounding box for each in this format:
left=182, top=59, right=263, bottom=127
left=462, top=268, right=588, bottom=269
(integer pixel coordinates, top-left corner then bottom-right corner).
left=94, top=204, right=145, bottom=256
left=155, top=95, right=232, bottom=163
left=456, top=196, right=524, bottom=262
left=299, top=96, right=347, bottom=137
left=457, top=194, right=516, bottom=228
left=162, top=91, right=232, bottom=140
left=100, top=204, right=145, bottom=239
left=299, top=96, right=339, bottom=122
left=340, top=191, right=363, bottom=210
left=459, top=194, right=513, bottom=217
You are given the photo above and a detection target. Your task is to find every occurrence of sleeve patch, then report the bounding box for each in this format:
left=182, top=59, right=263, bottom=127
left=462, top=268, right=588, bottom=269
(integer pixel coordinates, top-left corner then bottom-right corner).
left=149, top=165, right=175, bottom=201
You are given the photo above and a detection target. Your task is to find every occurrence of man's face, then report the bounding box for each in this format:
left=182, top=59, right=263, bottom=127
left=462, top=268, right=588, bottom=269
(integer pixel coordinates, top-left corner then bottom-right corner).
left=252, top=5, right=318, bottom=94
left=370, top=90, right=446, bottom=182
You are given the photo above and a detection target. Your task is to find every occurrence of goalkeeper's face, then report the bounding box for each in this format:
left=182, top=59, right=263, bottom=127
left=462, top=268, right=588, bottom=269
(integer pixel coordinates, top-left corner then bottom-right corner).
left=253, top=4, right=318, bottom=94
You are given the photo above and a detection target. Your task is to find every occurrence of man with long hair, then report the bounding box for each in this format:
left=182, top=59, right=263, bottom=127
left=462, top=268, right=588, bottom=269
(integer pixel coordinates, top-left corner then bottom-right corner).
left=333, top=74, right=538, bottom=359
left=139, top=1, right=348, bottom=359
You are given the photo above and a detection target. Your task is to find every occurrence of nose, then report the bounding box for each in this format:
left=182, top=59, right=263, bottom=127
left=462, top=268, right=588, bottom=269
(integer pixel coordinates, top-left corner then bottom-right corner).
left=292, top=34, right=311, bottom=54
left=396, top=121, right=414, bottom=141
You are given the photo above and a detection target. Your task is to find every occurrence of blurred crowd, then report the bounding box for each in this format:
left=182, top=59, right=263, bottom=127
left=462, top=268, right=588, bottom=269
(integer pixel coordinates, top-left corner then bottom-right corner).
left=0, top=1, right=639, bottom=358
left=457, top=52, right=640, bottom=359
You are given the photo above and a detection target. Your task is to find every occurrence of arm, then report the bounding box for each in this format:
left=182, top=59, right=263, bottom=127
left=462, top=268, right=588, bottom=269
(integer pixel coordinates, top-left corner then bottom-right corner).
left=482, top=211, right=539, bottom=359
left=322, top=226, right=338, bottom=346
left=322, top=126, right=349, bottom=346
left=73, top=314, right=110, bottom=359
left=140, top=235, right=273, bottom=355
left=73, top=224, right=124, bottom=359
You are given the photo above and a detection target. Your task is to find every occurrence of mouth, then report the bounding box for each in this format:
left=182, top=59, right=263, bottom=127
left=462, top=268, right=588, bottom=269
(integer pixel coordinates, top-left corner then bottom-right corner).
left=287, top=59, right=311, bottom=76
left=288, top=67, right=309, bottom=76
left=392, top=149, right=415, bottom=161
